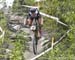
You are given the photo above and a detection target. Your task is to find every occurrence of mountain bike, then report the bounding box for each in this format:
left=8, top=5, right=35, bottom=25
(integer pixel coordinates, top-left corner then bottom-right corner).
left=30, top=19, right=40, bottom=55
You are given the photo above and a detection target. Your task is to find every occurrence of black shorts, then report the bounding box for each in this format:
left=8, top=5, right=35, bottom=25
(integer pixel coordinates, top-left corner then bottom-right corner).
left=30, top=17, right=39, bottom=21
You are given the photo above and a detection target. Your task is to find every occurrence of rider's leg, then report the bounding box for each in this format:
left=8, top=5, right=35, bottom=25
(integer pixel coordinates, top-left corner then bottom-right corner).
left=25, top=19, right=28, bottom=25
left=39, top=17, right=43, bottom=25
left=28, top=19, right=33, bottom=26
left=38, top=18, right=43, bottom=38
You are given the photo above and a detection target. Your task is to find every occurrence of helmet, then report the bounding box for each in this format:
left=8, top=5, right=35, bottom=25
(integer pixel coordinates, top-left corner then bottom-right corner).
left=29, top=8, right=38, bottom=14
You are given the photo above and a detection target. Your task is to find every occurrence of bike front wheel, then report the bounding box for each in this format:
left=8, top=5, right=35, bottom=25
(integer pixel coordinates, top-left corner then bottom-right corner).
left=33, top=36, right=38, bottom=55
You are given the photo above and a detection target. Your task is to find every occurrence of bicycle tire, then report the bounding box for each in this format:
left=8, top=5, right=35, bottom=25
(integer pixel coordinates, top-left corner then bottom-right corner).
left=33, top=36, right=37, bottom=55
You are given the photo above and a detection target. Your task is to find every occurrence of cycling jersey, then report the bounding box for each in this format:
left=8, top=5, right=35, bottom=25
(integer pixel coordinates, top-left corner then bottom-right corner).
left=27, top=11, right=41, bottom=20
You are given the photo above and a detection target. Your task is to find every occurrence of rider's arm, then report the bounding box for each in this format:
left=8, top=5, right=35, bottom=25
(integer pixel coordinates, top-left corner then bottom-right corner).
left=38, top=14, right=43, bottom=25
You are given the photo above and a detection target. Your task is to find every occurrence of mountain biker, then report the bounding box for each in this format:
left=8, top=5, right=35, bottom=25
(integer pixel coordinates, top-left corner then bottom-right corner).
left=26, top=8, right=43, bottom=38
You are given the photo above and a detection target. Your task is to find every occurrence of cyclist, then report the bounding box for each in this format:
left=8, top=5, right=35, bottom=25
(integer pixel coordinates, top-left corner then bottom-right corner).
left=26, top=8, right=43, bottom=38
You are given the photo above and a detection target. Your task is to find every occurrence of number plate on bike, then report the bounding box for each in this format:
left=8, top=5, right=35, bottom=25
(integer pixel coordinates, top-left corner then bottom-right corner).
left=30, top=25, right=36, bottom=30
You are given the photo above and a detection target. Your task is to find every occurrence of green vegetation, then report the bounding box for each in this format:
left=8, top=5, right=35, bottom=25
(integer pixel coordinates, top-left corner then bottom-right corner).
left=0, top=10, right=27, bottom=60
left=0, top=0, right=75, bottom=60
left=38, top=0, right=75, bottom=60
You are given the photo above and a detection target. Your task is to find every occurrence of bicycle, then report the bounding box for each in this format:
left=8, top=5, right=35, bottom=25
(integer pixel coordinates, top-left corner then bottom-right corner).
left=30, top=19, right=40, bottom=55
